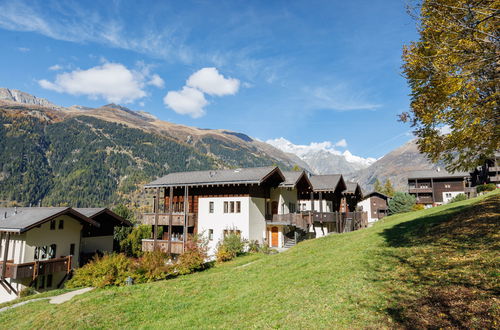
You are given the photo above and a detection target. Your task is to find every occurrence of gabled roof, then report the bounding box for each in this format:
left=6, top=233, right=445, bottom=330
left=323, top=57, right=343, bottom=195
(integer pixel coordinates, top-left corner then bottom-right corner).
left=345, top=182, right=362, bottom=194
left=145, top=166, right=285, bottom=188
left=363, top=191, right=389, bottom=200
left=0, top=207, right=99, bottom=233
left=75, top=208, right=132, bottom=226
left=279, top=171, right=312, bottom=189
left=309, top=174, right=344, bottom=192
left=407, top=169, right=470, bottom=180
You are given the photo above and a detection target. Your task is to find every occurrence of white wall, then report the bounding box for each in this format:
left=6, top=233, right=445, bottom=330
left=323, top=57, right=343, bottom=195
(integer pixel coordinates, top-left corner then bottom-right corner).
left=81, top=236, right=114, bottom=254
left=270, top=187, right=298, bottom=214
left=197, top=197, right=251, bottom=256
left=249, top=198, right=266, bottom=244
left=358, top=199, right=377, bottom=222
left=442, top=191, right=464, bottom=204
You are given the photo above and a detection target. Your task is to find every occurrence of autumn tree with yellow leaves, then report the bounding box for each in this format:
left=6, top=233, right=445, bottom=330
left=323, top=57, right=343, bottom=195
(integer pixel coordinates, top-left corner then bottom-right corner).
left=401, top=0, right=499, bottom=171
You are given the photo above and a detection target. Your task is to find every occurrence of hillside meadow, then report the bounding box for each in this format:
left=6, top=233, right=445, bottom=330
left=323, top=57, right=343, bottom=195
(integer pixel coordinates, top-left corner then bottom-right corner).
left=0, top=191, right=498, bottom=328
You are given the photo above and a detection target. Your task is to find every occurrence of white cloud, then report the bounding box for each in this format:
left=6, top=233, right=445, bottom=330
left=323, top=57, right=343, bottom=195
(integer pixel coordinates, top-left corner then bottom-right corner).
left=38, top=62, right=163, bottom=104
left=163, top=86, right=207, bottom=118
left=49, top=64, right=62, bottom=71
left=147, top=74, right=164, bottom=88
left=438, top=125, right=451, bottom=135
left=17, top=47, right=30, bottom=52
left=163, top=67, right=240, bottom=118
left=187, top=67, right=240, bottom=96
left=335, top=139, right=347, bottom=148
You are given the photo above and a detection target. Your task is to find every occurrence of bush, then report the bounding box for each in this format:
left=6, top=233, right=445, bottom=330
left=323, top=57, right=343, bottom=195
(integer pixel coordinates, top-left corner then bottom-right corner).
left=66, top=253, right=133, bottom=288
left=476, top=183, right=496, bottom=193
left=412, top=204, right=425, bottom=211
left=133, top=251, right=174, bottom=283
left=216, top=233, right=246, bottom=263
left=120, top=225, right=152, bottom=257
left=247, top=240, right=260, bottom=253
left=177, top=235, right=209, bottom=275
left=449, top=193, right=467, bottom=203
left=19, top=287, right=37, bottom=297
left=388, top=192, right=416, bottom=214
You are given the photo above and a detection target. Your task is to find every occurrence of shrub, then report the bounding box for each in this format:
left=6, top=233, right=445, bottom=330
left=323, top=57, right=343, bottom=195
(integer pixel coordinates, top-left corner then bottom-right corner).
left=388, top=192, right=416, bottom=214
left=133, top=251, right=174, bottom=283
left=476, top=183, right=496, bottom=193
left=66, top=253, right=133, bottom=288
left=19, top=287, right=37, bottom=297
left=177, top=235, right=209, bottom=275
left=120, top=225, right=152, bottom=257
left=412, top=204, right=425, bottom=211
left=216, top=233, right=246, bottom=263
left=449, top=193, right=467, bottom=203
left=247, top=240, right=260, bottom=253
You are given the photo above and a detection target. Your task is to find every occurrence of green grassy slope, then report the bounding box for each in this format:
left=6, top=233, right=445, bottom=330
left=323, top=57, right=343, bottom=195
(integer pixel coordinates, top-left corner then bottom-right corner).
left=1, top=192, right=498, bottom=328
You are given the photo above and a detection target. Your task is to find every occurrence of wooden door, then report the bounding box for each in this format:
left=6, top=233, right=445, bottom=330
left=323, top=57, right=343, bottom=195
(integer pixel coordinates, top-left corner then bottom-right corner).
left=271, top=227, right=279, bottom=247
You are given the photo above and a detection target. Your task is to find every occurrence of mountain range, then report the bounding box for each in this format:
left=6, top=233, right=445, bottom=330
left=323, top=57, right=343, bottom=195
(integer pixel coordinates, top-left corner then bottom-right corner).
left=0, top=87, right=433, bottom=206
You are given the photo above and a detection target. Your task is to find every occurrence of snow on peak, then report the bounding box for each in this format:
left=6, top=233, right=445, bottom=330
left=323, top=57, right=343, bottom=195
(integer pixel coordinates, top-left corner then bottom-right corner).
left=267, top=137, right=375, bottom=167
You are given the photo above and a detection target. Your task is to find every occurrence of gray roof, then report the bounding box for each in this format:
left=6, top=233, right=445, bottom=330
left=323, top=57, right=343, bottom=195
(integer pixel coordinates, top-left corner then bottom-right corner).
left=75, top=208, right=131, bottom=226
left=309, top=174, right=343, bottom=191
left=407, top=169, right=470, bottom=180
left=0, top=207, right=99, bottom=233
left=363, top=191, right=389, bottom=200
left=345, top=182, right=360, bottom=194
left=279, top=171, right=311, bottom=188
left=145, top=166, right=285, bottom=188
left=75, top=208, right=107, bottom=217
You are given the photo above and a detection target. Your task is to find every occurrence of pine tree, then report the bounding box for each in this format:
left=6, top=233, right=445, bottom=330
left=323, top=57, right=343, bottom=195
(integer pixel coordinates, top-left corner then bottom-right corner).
left=383, top=179, right=395, bottom=197
left=388, top=192, right=416, bottom=214
left=373, top=179, right=383, bottom=193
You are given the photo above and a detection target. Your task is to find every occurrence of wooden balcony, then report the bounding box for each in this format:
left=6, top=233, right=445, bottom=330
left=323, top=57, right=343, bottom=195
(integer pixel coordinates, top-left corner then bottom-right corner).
left=142, top=239, right=184, bottom=255
left=409, top=187, right=433, bottom=193
left=0, top=256, right=72, bottom=280
left=142, top=213, right=196, bottom=227
left=416, top=196, right=434, bottom=204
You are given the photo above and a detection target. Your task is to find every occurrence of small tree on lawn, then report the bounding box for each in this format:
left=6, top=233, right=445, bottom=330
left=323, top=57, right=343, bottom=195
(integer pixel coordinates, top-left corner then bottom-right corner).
left=382, top=179, right=395, bottom=197
left=373, top=178, right=383, bottom=193
left=388, top=192, right=416, bottom=215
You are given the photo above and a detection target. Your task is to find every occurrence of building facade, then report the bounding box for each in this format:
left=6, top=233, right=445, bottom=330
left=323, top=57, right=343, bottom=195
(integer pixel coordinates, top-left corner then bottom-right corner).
left=0, top=207, right=130, bottom=303
left=142, top=167, right=358, bottom=256
left=407, top=169, right=470, bottom=207
left=358, top=192, right=389, bottom=222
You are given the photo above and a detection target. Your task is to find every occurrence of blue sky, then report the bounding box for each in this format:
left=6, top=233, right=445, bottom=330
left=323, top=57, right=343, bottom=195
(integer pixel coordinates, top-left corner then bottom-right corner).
left=0, top=0, right=417, bottom=159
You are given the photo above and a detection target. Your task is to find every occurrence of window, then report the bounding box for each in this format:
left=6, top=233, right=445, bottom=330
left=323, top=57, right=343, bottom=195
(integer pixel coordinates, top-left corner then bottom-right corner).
left=445, top=184, right=451, bottom=188
left=289, top=202, right=296, bottom=213
left=48, top=244, right=57, bottom=259
left=41, top=246, right=47, bottom=259
left=236, top=201, right=241, bottom=213
left=58, top=220, right=64, bottom=230
left=50, top=220, right=56, bottom=230
left=208, top=229, right=214, bottom=241
left=34, top=247, right=39, bottom=260
left=70, top=243, right=75, bottom=256
left=46, top=274, right=53, bottom=288
left=209, top=201, right=214, bottom=213
left=224, top=202, right=229, bottom=213
left=230, top=201, right=235, bottom=213
left=445, top=193, right=452, bottom=198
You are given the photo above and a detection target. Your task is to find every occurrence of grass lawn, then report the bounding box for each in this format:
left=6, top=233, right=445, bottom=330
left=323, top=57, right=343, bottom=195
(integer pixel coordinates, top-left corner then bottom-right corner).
left=1, top=191, right=498, bottom=328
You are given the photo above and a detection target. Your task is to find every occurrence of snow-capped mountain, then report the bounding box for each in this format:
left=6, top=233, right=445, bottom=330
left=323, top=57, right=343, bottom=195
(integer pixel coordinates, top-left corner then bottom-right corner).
left=266, top=137, right=376, bottom=175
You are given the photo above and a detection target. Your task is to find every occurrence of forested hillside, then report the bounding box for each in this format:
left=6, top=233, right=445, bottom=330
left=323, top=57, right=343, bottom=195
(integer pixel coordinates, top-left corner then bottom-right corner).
left=0, top=108, right=289, bottom=207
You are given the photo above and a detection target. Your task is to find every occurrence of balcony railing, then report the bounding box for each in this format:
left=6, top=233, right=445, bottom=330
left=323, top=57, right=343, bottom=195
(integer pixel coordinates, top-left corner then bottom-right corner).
left=142, top=213, right=196, bottom=227
left=0, top=256, right=72, bottom=280
left=409, top=187, right=433, bottom=193
left=265, top=211, right=367, bottom=232
left=416, top=196, right=434, bottom=204
left=142, top=239, right=184, bottom=255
